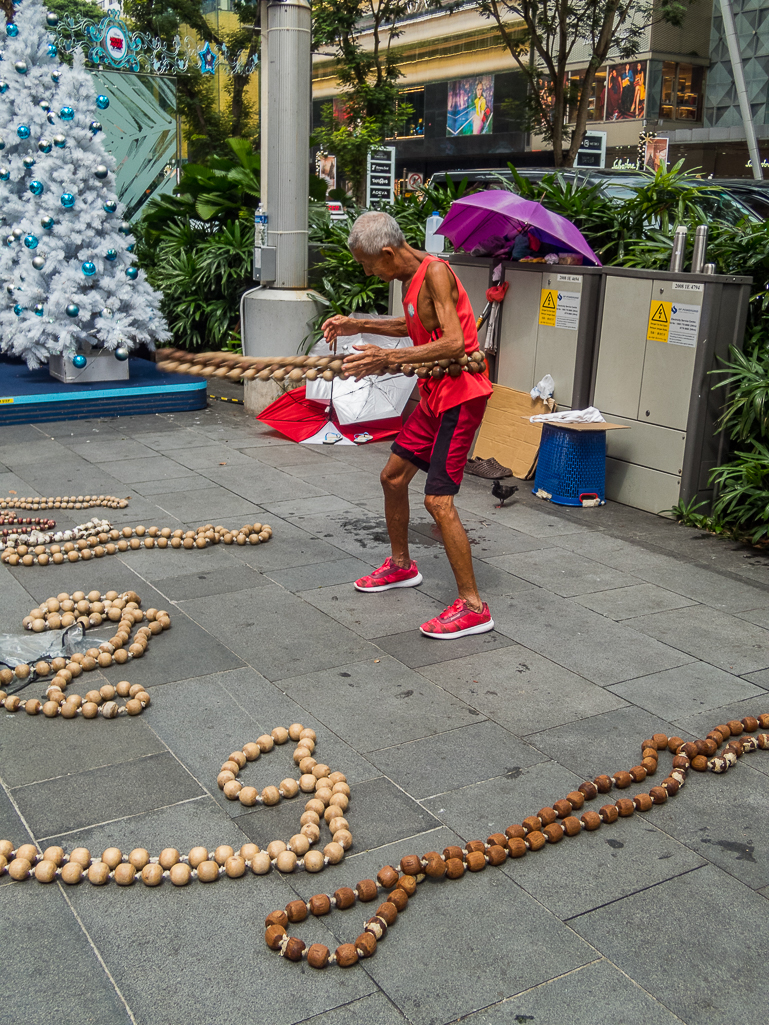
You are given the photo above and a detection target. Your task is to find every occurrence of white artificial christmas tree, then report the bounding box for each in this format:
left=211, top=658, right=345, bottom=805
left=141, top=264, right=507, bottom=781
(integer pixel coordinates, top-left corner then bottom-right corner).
left=0, top=0, right=169, bottom=369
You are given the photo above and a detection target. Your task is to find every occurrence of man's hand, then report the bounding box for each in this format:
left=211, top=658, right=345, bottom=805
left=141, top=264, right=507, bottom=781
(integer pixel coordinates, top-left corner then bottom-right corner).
left=342, top=343, right=391, bottom=381
left=322, top=315, right=359, bottom=345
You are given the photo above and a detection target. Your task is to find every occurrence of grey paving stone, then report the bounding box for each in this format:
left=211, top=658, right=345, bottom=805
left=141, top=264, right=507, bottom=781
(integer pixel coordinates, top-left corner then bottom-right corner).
left=278, top=656, right=485, bottom=752
left=149, top=565, right=271, bottom=601
left=293, top=471, right=385, bottom=502
left=489, top=590, right=694, bottom=687
left=267, top=555, right=372, bottom=592
left=151, top=487, right=265, bottom=522
left=421, top=759, right=583, bottom=842
left=490, top=547, right=641, bottom=597
left=178, top=584, right=381, bottom=681
left=17, top=752, right=205, bottom=841
left=627, top=605, right=769, bottom=675
left=572, top=581, right=699, bottom=620
left=247, top=444, right=337, bottom=471
left=230, top=533, right=351, bottom=572
left=607, top=662, right=767, bottom=721
left=738, top=606, right=769, bottom=629
left=369, top=721, right=546, bottom=799
left=418, top=645, right=628, bottom=736
left=65, top=861, right=373, bottom=1025
left=523, top=705, right=688, bottom=781
left=298, top=993, right=409, bottom=1025
left=0, top=787, right=32, bottom=855
left=202, top=462, right=330, bottom=504
left=456, top=493, right=595, bottom=538
left=67, top=438, right=157, bottom=463
left=298, top=582, right=445, bottom=640
left=113, top=541, right=242, bottom=581
left=132, top=474, right=216, bottom=495
left=0, top=884, right=134, bottom=1025
left=0, top=711, right=167, bottom=788
left=459, top=959, right=687, bottom=1025
left=570, top=865, right=769, bottom=1025
left=166, top=444, right=258, bottom=470
left=117, top=428, right=214, bottom=452
left=375, top=627, right=515, bottom=669
left=739, top=667, right=769, bottom=691
left=96, top=455, right=195, bottom=484
left=283, top=508, right=445, bottom=565
left=414, top=553, right=540, bottom=608
left=264, top=495, right=363, bottom=519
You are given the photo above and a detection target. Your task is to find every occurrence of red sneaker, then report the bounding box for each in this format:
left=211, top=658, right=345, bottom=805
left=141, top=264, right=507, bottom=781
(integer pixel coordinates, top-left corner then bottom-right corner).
left=354, top=558, right=423, bottom=592
left=420, top=599, right=494, bottom=639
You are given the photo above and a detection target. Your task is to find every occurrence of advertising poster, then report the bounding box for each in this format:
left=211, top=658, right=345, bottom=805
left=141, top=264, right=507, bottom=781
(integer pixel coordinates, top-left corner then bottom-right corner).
left=644, top=137, right=669, bottom=172
left=446, top=75, right=494, bottom=137
left=315, top=152, right=336, bottom=192
left=605, top=61, right=647, bottom=120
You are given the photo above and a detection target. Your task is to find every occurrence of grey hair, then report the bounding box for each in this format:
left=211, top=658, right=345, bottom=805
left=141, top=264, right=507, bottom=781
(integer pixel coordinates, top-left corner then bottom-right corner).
left=348, top=211, right=405, bottom=255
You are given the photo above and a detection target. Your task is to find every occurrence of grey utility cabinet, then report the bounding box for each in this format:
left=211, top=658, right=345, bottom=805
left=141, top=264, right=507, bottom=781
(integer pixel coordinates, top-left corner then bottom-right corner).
left=592, top=267, right=752, bottom=514
left=493, top=262, right=603, bottom=408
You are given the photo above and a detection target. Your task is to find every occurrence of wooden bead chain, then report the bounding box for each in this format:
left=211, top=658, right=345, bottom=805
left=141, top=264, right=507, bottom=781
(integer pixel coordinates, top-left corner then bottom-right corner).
left=0, top=724, right=353, bottom=884
left=1, top=514, right=57, bottom=540
left=1, top=520, right=272, bottom=567
left=0, top=590, right=167, bottom=718
left=262, top=714, right=769, bottom=969
left=0, top=495, right=128, bottom=512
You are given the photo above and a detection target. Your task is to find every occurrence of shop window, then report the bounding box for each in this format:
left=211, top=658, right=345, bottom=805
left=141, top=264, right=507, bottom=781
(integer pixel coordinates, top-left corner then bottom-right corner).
left=659, top=62, right=703, bottom=121
left=567, top=69, right=607, bottom=123
left=392, top=89, right=425, bottom=138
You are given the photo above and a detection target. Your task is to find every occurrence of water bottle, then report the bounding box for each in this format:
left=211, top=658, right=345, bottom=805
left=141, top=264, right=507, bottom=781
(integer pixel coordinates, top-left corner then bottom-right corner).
left=425, top=211, right=444, bottom=254
left=254, top=203, right=268, bottom=247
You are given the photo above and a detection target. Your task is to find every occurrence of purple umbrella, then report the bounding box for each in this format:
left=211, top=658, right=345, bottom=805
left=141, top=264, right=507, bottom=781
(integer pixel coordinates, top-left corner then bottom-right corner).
left=437, top=189, right=602, bottom=266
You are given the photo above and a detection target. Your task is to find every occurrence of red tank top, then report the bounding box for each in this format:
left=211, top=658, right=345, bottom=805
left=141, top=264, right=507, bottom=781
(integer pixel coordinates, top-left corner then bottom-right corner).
left=402, top=255, right=493, bottom=416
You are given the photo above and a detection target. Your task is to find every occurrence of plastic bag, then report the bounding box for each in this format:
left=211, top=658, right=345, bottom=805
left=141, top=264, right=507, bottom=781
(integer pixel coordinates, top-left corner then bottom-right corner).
left=0, top=623, right=111, bottom=694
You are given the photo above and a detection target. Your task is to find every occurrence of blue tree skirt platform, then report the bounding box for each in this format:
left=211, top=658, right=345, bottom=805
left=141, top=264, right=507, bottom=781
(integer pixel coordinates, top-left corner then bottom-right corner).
left=0, top=358, right=207, bottom=424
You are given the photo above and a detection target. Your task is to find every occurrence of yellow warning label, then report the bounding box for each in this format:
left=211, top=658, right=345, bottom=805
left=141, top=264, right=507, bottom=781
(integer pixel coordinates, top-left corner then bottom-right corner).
left=647, top=300, right=672, bottom=343
left=0, top=397, right=13, bottom=404
left=539, top=289, right=558, bottom=327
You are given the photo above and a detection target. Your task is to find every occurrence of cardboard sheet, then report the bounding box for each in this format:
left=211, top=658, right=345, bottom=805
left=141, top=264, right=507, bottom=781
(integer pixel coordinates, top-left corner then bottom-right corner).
left=472, top=385, right=554, bottom=479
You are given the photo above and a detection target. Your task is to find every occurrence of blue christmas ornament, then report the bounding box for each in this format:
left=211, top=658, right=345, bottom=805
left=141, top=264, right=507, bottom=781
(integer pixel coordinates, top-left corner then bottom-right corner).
left=53, top=134, right=66, bottom=148
left=96, top=95, right=110, bottom=110
left=47, top=44, right=57, bottom=58
left=0, top=82, right=8, bottom=95
left=34, top=304, right=45, bottom=317
left=66, top=304, right=79, bottom=318
left=118, top=221, right=131, bottom=235
left=60, top=193, right=75, bottom=208
left=105, top=249, right=117, bottom=261
left=90, top=121, right=102, bottom=134
left=22, top=155, right=36, bottom=169
left=59, top=107, right=74, bottom=121
left=6, top=24, right=19, bottom=38
left=13, top=304, right=24, bottom=316
left=17, top=125, right=30, bottom=139
left=125, top=267, right=139, bottom=280
left=39, top=100, right=51, bottom=112
left=114, top=346, right=129, bottom=361
left=23, top=235, right=38, bottom=250
left=198, top=41, right=217, bottom=75
left=41, top=216, right=54, bottom=230
left=38, top=139, right=52, bottom=153
left=47, top=112, right=56, bottom=126
left=72, top=353, right=87, bottom=368
left=103, top=200, right=117, bottom=213
left=29, top=180, right=44, bottom=196
left=0, top=168, right=9, bottom=181
left=51, top=72, right=60, bottom=84
left=82, top=261, right=96, bottom=277
left=46, top=13, right=60, bottom=28
left=0, top=138, right=4, bottom=149
left=126, top=244, right=135, bottom=252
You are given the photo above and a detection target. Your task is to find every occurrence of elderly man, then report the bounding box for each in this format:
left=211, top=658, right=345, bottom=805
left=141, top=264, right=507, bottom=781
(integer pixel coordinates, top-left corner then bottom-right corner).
left=322, top=210, right=494, bottom=639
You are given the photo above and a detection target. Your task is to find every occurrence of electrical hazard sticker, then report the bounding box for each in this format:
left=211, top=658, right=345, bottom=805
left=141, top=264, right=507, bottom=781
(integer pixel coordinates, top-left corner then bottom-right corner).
left=539, top=289, right=580, bottom=330
left=647, top=300, right=700, bottom=347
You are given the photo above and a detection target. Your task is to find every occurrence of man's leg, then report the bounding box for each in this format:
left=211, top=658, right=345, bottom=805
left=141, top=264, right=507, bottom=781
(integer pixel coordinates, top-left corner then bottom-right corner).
left=381, top=452, right=419, bottom=568
left=424, top=494, right=482, bottom=611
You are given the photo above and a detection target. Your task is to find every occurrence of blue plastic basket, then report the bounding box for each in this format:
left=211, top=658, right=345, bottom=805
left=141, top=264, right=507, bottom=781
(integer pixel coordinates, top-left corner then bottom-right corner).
left=533, top=424, right=606, bottom=506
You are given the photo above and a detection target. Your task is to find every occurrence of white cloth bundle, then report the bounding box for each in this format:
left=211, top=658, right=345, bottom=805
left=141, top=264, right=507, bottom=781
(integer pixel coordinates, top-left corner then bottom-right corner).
left=529, top=406, right=606, bottom=424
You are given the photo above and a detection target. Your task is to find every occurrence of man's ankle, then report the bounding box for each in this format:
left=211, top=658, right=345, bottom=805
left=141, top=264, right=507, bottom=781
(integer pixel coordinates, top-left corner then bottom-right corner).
left=391, top=555, right=411, bottom=569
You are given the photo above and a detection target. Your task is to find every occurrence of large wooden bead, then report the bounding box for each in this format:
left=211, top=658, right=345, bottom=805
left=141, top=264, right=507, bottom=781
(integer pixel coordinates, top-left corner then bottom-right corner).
left=487, top=845, right=508, bottom=866
left=663, top=777, right=680, bottom=795
left=42, top=846, right=65, bottom=866
left=61, top=862, right=83, bottom=884
left=581, top=811, right=602, bottom=830
left=8, top=857, right=32, bottom=881
left=593, top=775, right=613, bottom=793
left=377, top=865, right=399, bottom=889
left=114, top=863, right=136, bottom=886
left=197, top=860, right=219, bottom=882
left=286, top=900, right=308, bottom=923
left=652, top=733, right=669, bottom=749
left=566, top=791, right=585, bottom=810
left=667, top=736, right=684, bottom=753
left=88, top=862, right=111, bottom=885
left=445, top=857, right=464, bottom=879
left=34, top=860, right=58, bottom=883
left=309, top=894, right=331, bottom=916
left=507, top=838, right=527, bottom=858
left=376, top=901, right=398, bottom=926
left=141, top=863, right=163, bottom=886
left=552, top=799, right=572, bottom=818
left=265, top=909, right=289, bottom=929
left=612, top=771, right=632, bottom=789
left=616, top=798, right=635, bottom=817
left=304, top=850, right=325, bottom=873
left=466, top=851, right=486, bottom=871
left=265, top=924, right=287, bottom=950
left=365, top=915, right=388, bottom=940
left=307, top=944, right=330, bottom=969
left=70, top=847, right=91, bottom=867
left=444, top=845, right=465, bottom=861
left=335, top=944, right=359, bottom=967
left=400, top=855, right=422, bottom=876
left=543, top=823, right=563, bottom=843
left=649, top=786, right=668, bottom=804
left=17, top=844, right=39, bottom=865
left=396, top=874, right=417, bottom=896
left=356, top=878, right=378, bottom=902
left=388, top=888, right=409, bottom=911
left=633, top=793, right=653, bottom=812
left=577, top=782, right=598, bottom=800
left=629, top=766, right=647, bottom=782
left=355, top=933, right=378, bottom=958
left=522, top=816, right=541, bottom=834
left=283, top=937, right=306, bottom=962
left=425, top=857, right=447, bottom=878
left=562, top=816, right=582, bottom=837
left=526, top=831, right=546, bottom=852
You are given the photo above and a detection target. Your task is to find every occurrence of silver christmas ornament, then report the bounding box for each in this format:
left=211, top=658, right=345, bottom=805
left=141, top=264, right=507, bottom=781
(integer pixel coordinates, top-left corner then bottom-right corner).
left=22, top=155, right=36, bottom=169
left=31, top=256, right=46, bottom=270
left=46, top=12, right=60, bottom=27
left=12, top=228, right=23, bottom=239
left=14, top=61, right=28, bottom=75
left=38, top=100, right=50, bottom=112
left=114, top=346, right=129, bottom=361
left=52, top=133, right=66, bottom=147
left=94, top=165, right=108, bottom=180
left=101, top=307, right=114, bottom=319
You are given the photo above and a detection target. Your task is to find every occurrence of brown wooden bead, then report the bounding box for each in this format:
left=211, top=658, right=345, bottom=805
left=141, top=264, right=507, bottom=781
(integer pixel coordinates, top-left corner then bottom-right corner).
left=616, top=798, right=635, bottom=817
left=388, top=888, right=409, bottom=911
left=742, top=716, right=759, bottom=732
left=504, top=825, right=526, bottom=841
left=114, top=863, right=136, bottom=886
left=641, top=757, right=658, bottom=773
left=88, top=862, right=110, bottom=885
left=445, top=858, right=465, bottom=879
left=543, top=823, right=563, bottom=843
left=642, top=747, right=659, bottom=761
left=663, top=777, right=680, bottom=795
left=158, top=848, right=180, bottom=869
left=365, top=915, right=388, bottom=940
left=652, top=733, right=669, bottom=749
left=196, top=860, right=219, bottom=883
left=708, top=730, right=726, bottom=745
left=672, top=755, right=690, bottom=770
left=527, top=831, right=546, bottom=851
left=34, top=860, right=58, bottom=883
left=537, top=807, right=558, bottom=827
left=334, top=887, right=356, bottom=910
left=691, top=754, right=708, bottom=771
left=466, top=851, right=486, bottom=872
left=599, top=804, right=619, bottom=823
left=577, top=782, right=598, bottom=800
left=593, top=775, right=613, bottom=793
left=649, top=787, right=668, bottom=804
left=758, top=714, right=769, bottom=728
left=444, top=845, right=465, bottom=860
left=286, top=900, right=308, bottom=923
left=562, top=816, right=582, bottom=837
left=633, top=793, right=653, bottom=812
left=307, top=943, right=330, bottom=969
left=265, top=925, right=286, bottom=950
left=283, top=937, right=306, bottom=962
left=425, top=857, right=447, bottom=878
left=553, top=799, right=573, bottom=818
left=566, top=791, right=585, bottom=810
left=376, top=901, right=398, bottom=925
left=487, top=845, right=508, bottom=866
left=309, top=894, right=331, bottom=916
left=60, top=862, right=83, bottom=885
left=7, top=857, right=30, bottom=881
left=667, top=736, right=684, bottom=753
left=396, top=874, right=417, bottom=896
left=682, top=742, right=698, bottom=760
left=629, top=765, right=647, bottom=782
left=400, top=855, right=422, bottom=875
left=377, top=865, right=399, bottom=889
left=465, top=840, right=487, bottom=854
left=487, top=833, right=508, bottom=848
left=640, top=738, right=656, bottom=752
left=522, top=816, right=542, bottom=834
left=336, top=944, right=359, bottom=967
left=265, top=909, right=288, bottom=929
left=507, top=837, right=527, bottom=858
left=701, top=739, right=717, bottom=757
left=727, top=720, right=744, bottom=736
left=581, top=811, right=602, bottom=831
left=355, top=932, right=378, bottom=958
left=17, top=844, right=39, bottom=865
left=356, top=879, right=379, bottom=901
left=612, top=771, right=632, bottom=789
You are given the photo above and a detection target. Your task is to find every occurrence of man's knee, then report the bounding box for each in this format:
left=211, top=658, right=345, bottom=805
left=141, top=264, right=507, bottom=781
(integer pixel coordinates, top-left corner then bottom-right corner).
left=424, top=493, right=454, bottom=519
left=381, top=462, right=409, bottom=491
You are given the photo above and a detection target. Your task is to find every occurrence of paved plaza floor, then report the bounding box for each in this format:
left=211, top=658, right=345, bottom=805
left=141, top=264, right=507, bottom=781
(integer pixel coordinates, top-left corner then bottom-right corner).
left=2, top=397, right=769, bottom=1025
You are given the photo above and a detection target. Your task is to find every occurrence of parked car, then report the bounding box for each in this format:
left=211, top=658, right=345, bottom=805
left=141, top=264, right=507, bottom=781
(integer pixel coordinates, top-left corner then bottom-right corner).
left=708, top=179, right=769, bottom=220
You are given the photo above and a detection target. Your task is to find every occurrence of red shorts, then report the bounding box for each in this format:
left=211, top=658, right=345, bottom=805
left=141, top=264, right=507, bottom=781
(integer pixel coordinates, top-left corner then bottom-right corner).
left=391, top=396, right=488, bottom=495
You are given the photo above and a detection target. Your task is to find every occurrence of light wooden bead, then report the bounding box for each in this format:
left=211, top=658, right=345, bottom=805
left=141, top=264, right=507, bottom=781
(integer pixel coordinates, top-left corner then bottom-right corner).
left=128, top=848, right=150, bottom=869
left=102, top=847, right=123, bottom=869
left=214, top=845, right=234, bottom=865
left=294, top=747, right=312, bottom=764
left=70, top=847, right=91, bottom=867
left=159, top=848, right=180, bottom=869
left=114, top=863, right=136, bottom=886
left=197, top=860, right=219, bottom=882
left=299, top=728, right=317, bottom=743
left=238, top=786, right=259, bottom=806
left=217, top=771, right=235, bottom=789
left=42, top=846, right=64, bottom=866
left=290, top=834, right=311, bottom=856
left=188, top=847, right=209, bottom=868
left=304, top=850, right=325, bottom=872
left=288, top=723, right=304, bottom=740
left=312, top=763, right=330, bottom=779
left=276, top=851, right=297, bottom=873
left=169, top=864, right=192, bottom=886
left=280, top=778, right=299, bottom=798
left=228, top=751, right=247, bottom=769
left=305, top=799, right=325, bottom=816
left=329, top=817, right=349, bottom=834
left=251, top=852, right=272, bottom=874
left=271, top=727, right=289, bottom=744
left=8, top=857, right=31, bottom=880
left=267, top=840, right=287, bottom=860
left=329, top=792, right=349, bottom=812
left=34, top=860, right=58, bottom=883
left=225, top=856, right=246, bottom=878
left=314, top=788, right=332, bottom=806
left=301, top=823, right=320, bottom=842
left=240, top=843, right=260, bottom=862
left=256, top=734, right=274, bottom=752
left=88, top=862, right=111, bottom=885
left=223, top=780, right=242, bottom=800
left=300, top=774, right=317, bottom=792
left=331, top=781, right=351, bottom=796
left=324, top=841, right=345, bottom=864
left=299, top=757, right=317, bottom=774
left=242, top=742, right=261, bottom=761
left=61, top=862, right=83, bottom=884
left=221, top=760, right=240, bottom=775
left=333, top=829, right=353, bottom=850
left=261, top=786, right=280, bottom=805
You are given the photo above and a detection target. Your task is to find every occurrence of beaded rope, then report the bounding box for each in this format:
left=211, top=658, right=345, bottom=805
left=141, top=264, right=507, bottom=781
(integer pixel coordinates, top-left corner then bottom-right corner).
left=0, top=724, right=353, bottom=883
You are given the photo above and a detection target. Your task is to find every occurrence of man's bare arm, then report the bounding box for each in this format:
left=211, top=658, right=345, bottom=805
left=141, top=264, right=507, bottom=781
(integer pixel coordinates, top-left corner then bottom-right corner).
left=322, top=315, right=409, bottom=344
